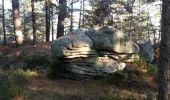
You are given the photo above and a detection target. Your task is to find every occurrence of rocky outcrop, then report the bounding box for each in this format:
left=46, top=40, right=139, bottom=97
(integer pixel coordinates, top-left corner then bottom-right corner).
left=86, top=27, right=139, bottom=54
left=138, top=41, right=153, bottom=62
left=51, top=27, right=140, bottom=79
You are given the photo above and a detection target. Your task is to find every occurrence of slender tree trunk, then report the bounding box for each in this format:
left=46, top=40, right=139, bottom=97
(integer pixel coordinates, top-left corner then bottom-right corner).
left=158, top=29, right=161, bottom=43
left=70, top=0, right=73, bottom=32
left=147, top=24, right=151, bottom=43
left=128, top=0, right=136, bottom=38
left=12, top=0, right=23, bottom=45
left=147, top=12, right=151, bottom=43
left=82, top=0, right=85, bottom=28
left=57, top=0, right=66, bottom=38
left=31, top=0, right=36, bottom=46
left=2, top=0, right=6, bottom=45
left=158, top=0, right=170, bottom=100
left=45, top=0, right=50, bottom=42
left=97, top=1, right=104, bottom=27
left=23, top=5, right=26, bottom=37
left=51, top=6, right=54, bottom=41
left=79, top=0, right=82, bottom=28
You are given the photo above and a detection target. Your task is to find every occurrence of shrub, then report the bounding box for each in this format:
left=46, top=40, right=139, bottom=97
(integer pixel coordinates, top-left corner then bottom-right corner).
left=133, top=58, right=148, bottom=70
left=105, top=71, right=125, bottom=85
left=146, top=65, right=158, bottom=75
left=0, top=68, right=28, bottom=100
left=0, top=74, right=11, bottom=100
left=7, top=67, right=38, bottom=78
left=22, top=52, right=51, bottom=70
left=0, top=67, right=3, bottom=74
left=125, top=67, right=144, bottom=79
left=47, top=59, right=68, bottom=79
left=105, top=67, right=145, bottom=87
left=8, top=74, right=28, bottom=97
left=100, top=94, right=120, bottom=100
left=133, top=58, right=158, bottom=75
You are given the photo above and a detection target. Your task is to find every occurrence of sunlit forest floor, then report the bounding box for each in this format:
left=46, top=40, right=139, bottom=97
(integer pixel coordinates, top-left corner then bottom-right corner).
left=0, top=42, right=158, bottom=100
left=24, top=75, right=157, bottom=100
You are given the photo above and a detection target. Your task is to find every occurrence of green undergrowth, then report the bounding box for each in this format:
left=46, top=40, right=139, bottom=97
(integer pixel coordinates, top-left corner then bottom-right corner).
left=105, top=58, right=158, bottom=91
left=22, top=52, right=51, bottom=70
left=0, top=67, right=39, bottom=100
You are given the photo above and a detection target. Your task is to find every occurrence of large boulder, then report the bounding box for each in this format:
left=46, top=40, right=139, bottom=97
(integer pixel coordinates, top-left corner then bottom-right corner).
left=68, top=28, right=88, bottom=35
left=86, top=27, right=139, bottom=53
left=51, top=34, right=94, bottom=58
left=138, top=41, right=153, bottom=62
left=51, top=27, right=140, bottom=79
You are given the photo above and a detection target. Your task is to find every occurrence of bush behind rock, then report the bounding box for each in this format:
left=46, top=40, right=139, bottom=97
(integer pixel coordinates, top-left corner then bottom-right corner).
left=22, top=52, right=51, bottom=70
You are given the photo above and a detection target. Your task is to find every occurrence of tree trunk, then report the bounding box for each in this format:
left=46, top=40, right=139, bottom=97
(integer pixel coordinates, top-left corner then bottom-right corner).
left=70, top=0, right=73, bottom=32
left=12, top=0, right=23, bottom=45
left=45, top=0, right=50, bottom=42
left=158, top=0, right=170, bottom=100
left=51, top=6, right=54, bottom=41
left=82, top=0, right=85, bottom=28
left=79, top=0, right=82, bottom=28
left=2, top=0, right=6, bottom=45
left=31, top=0, right=36, bottom=46
left=57, top=0, right=66, bottom=38
left=23, top=4, right=26, bottom=38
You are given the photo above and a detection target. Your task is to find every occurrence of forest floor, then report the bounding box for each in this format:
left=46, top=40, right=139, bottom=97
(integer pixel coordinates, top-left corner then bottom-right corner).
left=0, top=42, right=158, bottom=100
left=25, top=75, right=157, bottom=100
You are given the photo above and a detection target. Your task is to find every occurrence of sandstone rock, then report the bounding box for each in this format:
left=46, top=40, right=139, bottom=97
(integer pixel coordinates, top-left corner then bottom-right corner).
left=138, top=41, right=153, bottom=62
left=51, top=34, right=94, bottom=58
left=69, top=28, right=88, bottom=35
left=51, top=27, right=140, bottom=79
left=86, top=27, right=140, bottom=53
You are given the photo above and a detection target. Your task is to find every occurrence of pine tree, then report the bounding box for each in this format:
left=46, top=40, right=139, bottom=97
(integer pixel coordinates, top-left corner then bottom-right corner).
left=51, top=6, right=54, bottom=41
left=70, top=0, right=74, bottom=31
left=31, top=0, right=36, bottom=46
left=2, top=0, right=6, bottom=45
left=12, top=0, right=23, bottom=45
left=158, top=0, right=170, bottom=99
left=57, top=0, right=67, bottom=38
left=45, top=0, right=50, bottom=42
left=79, top=0, right=82, bottom=28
